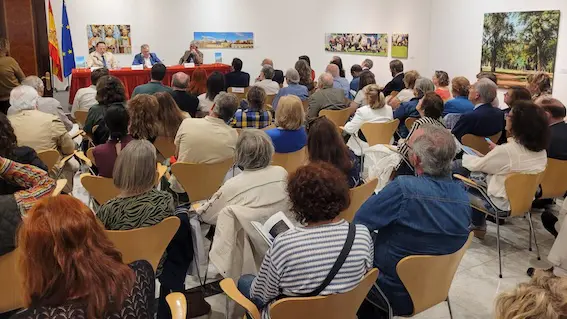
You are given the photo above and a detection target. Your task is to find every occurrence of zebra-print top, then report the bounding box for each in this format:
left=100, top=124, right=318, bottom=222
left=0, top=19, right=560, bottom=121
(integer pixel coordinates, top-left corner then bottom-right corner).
left=398, top=117, right=446, bottom=163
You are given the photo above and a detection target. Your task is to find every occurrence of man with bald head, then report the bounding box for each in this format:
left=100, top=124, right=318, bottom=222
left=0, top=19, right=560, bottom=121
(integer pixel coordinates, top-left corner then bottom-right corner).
left=306, top=72, right=348, bottom=120
left=170, top=72, right=198, bottom=117
left=326, top=63, right=350, bottom=99
left=258, top=58, right=284, bottom=86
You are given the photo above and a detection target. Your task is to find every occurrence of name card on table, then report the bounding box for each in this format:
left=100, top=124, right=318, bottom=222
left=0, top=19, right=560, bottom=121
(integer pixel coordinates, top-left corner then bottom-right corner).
left=131, top=64, right=144, bottom=70
left=183, top=63, right=195, bottom=68
left=90, top=67, right=101, bottom=71
left=231, top=87, right=245, bottom=93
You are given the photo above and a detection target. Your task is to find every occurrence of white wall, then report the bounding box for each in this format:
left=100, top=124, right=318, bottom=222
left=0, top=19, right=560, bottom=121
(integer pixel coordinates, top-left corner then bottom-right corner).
left=429, top=0, right=567, bottom=104
left=48, top=0, right=432, bottom=87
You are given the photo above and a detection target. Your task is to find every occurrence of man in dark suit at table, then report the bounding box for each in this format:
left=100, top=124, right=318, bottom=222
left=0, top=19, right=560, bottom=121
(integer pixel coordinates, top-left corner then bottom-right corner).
left=131, top=63, right=172, bottom=98
left=132, top=44, right=161, bottom=67
left=225, top=58, right=250, bottom=90
left=382, top=59, right=405, bottom=97
left=179, top=41, right=204, bottom=65
left=170, top=72, right=199, bottom=117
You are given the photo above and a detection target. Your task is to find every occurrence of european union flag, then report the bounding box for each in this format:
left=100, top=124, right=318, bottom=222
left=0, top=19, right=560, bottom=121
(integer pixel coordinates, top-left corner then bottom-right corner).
left=61, top=0, right=75, bottom=78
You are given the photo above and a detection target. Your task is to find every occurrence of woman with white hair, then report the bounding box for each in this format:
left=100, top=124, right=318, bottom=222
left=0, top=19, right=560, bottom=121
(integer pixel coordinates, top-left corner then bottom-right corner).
left=196, top=129, right=289, bottom=224
left=272, top=68, right=309, bottom=109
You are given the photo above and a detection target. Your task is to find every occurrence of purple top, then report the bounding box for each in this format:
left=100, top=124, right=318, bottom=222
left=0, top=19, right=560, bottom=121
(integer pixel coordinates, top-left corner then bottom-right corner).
left=92, top=135, right=134, bottom=178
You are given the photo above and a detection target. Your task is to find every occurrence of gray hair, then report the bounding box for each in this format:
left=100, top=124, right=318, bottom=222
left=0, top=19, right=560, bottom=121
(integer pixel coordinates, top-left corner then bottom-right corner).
left=261, top=65, right=275, bottom=79
left=362, top=58, right=373, bottom=69
left=113, top=140, right=157, bottom=194
left=414, top=77, right=435, bottom=98
left=474, top=78, right=497, bottom=104
left=9, top=85, right=39, bottom=112
left=285, top=68, right=300, bottom=84
left=235, top=129, right=274, bottom=170
left=318, top=72, right=334, bottom=89
left=140, top=44, right=149, bottom=51
left=172, top=72, right=189, bottom=89
left=326, top=64, right=340, bottom=78
left=21, top=76, right=44, bottom=94
left=212, top=92, right=239, bottom=122
left=410, top=124, right=456, bottom=177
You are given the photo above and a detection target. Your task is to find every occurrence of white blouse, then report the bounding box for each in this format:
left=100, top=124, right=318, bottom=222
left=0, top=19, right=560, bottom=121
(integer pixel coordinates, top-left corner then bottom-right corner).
left=344, top=104, right=394, bottom=156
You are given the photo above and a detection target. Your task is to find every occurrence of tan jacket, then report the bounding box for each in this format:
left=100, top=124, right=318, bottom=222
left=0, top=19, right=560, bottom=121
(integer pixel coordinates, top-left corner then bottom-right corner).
left=8, top=110, right=75, bottom=155
left=178, top=50, right=203, bottom=65
left=0, top=56, right=25, bottom=101
left=87, top=51, right=118, bottom=68
left=307, top=87, right=348, bottom=120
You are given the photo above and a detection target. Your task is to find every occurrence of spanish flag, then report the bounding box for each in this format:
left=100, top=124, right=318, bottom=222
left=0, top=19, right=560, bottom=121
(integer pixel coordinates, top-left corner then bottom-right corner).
left=48, top=0, right=62, bottom=81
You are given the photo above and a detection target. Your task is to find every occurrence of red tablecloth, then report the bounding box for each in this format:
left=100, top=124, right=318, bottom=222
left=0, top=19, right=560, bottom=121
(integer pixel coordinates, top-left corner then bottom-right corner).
left=69, top=64, right=232, bottom=104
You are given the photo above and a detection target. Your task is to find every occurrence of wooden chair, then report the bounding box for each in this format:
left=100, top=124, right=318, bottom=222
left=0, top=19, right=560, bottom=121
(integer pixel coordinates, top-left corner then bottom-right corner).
left=37, top=149, right=60, bottom=172
left=339, top=179, right=378, bottom=222
left=80, top=173, right=120, bottom=205
left=86, top=147, right=95, bottom=165
left=360, top=120, right=400, bottom=146
left=171, top=157, right=234, bottom=203
left=166, top=292, right=187, bottom=319
left=228, top=87, right=250, bottom=101
left=37, top=149, right=92, bottom=175
left=454, top=172, right=545, bottom=277
left=0, top=249, right=24, bottom=313
left=396, top=233, right=473, bottom=318
left=405, top=117, right=417, bottom=131
left=74, top=110, right=88, bottom=127
left=265, top=95, right=276, bottom=107
left=52, top=179, right=67, bottom=196
left=302, top=99, right=309, bottom=112
left=271, top=147, right=307, bottom=174
left=221, top=268, right=379, bottom=319
left=461, top=132, right=502, bottom=156
left=106, top=216, right=180, bottom=272
left=539, top=158, right=567, bottom=199
left=320, top=108, right=352, bottom=132
left=262, top=124, right=276, bottom=131
left=154, top=136, right=177, bottom=159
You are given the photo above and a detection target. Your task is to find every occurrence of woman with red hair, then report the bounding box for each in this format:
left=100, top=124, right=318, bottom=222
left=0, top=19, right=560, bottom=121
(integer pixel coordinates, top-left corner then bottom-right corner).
left=12, top=195, right=155, bottom=319
left=188, top=66, right=207, bottom=96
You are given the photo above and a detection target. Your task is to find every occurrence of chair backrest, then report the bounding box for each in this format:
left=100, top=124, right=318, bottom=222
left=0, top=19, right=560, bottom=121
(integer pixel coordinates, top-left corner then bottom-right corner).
left=271, top=147, right=307, bottom=174
left=405, top=117, right=417, bottom=131
left=269, top=268, right=379, bottom=319
left=171, top=157, right=234, bottom=202
left=106, top=216, right=180, bottom=272
left=360, top=120, right=400, bottom=146
left=461, top=132, right=502, bottom=156
left=320, top=108, right=352, bottom=130
left=52, top=179, right=67, bottom=197
left=302, top=99, right=309, bottom=112
left=505, top=172, right=546, bottom=217
left=153, top=136, right=177, bottom=159
left=166, top=292, right=187, bottom=319
left=228, top=87, right=249, bottom=101
left=74, top=110, right=88, bottom=127
left=86, top=147, right=95, bottom=166
left=265, top=95, right=276, bottom=107
left=262, top=124, right=276, bottom=131
left=80, top=173, right=120, bottom=205
left=0, top=249, right=24, bottom=313
left=339, top=179, right=378, bottom=222
left=37, top=149, right=60, bottom=171
left=540, top=158, right=567, bottom=199
left=396, top=233, right=473, bottom=316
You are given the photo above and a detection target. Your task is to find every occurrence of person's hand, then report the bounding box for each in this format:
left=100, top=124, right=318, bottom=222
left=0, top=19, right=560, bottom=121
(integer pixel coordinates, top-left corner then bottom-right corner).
left=389, top=97, right=401, bottom=109
left=487, top=139, right=497, bottom=151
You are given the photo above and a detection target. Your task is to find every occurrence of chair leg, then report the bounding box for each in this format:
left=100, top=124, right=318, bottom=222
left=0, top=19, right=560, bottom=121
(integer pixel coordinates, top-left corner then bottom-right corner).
left=446, top=296, right=454, bottom=319
left=527, top=212, right=541, bottom=261
left=497, top=217, right=502, bottom=278
left=528, top=214, right=533, bottom=252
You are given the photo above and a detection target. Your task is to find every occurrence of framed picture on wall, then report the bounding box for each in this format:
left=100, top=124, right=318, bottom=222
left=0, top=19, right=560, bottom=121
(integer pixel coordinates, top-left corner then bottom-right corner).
left=194, top=32, right=254, bottom=49
left=391, top=33, right=409, bottom=59
left=87, top=24, right=132, bottom=54
left=325, top=33, right=388, bottom=57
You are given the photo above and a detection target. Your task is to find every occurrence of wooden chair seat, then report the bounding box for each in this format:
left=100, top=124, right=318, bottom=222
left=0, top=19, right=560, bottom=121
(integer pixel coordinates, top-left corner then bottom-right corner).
left=539, top=158, right=567, bottom=199
left=154, top=136, right=177, bottom=159
left=360, top=120, right=400, bottom=146
left=0, top=249, right=24, bottom=313
left=171, top=157, right=234, bottom=203
left=271, top=147, right=307, bottom=174
left=74, top=110, right=88, bottom=127
left=405, top=117, right=417, bottom=131
left=320, top=108, right=352, bottom=131
left=339, top=179, right=379, bottom=222
left=461, top=132, right=502, bottom=156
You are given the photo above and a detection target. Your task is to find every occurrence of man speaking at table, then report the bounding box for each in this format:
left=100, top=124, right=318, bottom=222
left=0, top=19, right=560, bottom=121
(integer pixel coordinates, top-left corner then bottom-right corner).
left=132, top=44, right=161, bottom=68
left=178, top=41, right=203, bottom=65
left=87, top=41, right=118, bottom=69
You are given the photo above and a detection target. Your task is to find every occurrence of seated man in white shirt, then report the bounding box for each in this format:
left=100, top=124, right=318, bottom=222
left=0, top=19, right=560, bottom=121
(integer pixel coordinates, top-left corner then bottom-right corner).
left=253, top=65, right=280, bottom=95
left=87, top=41, right=118, bottom=69
left=71, top=68, right=109, bottom=118
left=8, top=76, right=73, bottom=131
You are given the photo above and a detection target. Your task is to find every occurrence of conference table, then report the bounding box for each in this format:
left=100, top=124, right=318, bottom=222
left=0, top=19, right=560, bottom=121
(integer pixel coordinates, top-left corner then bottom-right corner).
left=69, top=63, right=232, bottom=104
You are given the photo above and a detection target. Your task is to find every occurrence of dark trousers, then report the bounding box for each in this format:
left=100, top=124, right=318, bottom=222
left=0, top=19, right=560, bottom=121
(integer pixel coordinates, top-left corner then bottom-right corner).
left=0, top=100, right=9, bottom=114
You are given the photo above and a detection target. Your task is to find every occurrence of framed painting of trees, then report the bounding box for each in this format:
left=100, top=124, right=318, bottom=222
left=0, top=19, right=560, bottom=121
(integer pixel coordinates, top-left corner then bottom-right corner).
left=481, top=10, right=560, bottom=89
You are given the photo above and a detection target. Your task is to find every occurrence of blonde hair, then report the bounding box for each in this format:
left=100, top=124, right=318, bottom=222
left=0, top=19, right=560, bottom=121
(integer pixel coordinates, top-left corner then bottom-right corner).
left=403, top=70, right=420, bottom=89
left=495, top=270, right=567, bottom=319
left=364, top=84, right=385, bottom=109
left=275, top=95, right=304, bottom=130
left=113, top=140, right=157, bottom=195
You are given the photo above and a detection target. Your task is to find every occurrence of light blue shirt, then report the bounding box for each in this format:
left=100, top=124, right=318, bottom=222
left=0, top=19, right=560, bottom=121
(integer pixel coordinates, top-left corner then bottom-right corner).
left=272, top=83, right=309, bottom=110
left=333, top=77, right=351, bottom=99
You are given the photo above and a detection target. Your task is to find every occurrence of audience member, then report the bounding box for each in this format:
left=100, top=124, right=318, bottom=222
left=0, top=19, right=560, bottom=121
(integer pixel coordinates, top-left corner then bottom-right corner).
left=71, top=67, right=108, bottom=117
left=237, top=162, right=373, bottom=317
left=10, top=76, right=73, bottom=131
left=476, top=72, right=500, bottom=108
left=265, top=95, right=307, bottom=153
left=132, top=44, right=161, bottom=67
left=294, top=59, right=314, bottom=92
left=527, top=71, right=552, bottom=100
left=197, top=130, right=289, bottom=224
left=154, top=91, right=186, bottom=140
left=178, top=40, right=203, bottom=65
left=330, top=56, right=346, bottom=78
left=503, top=86, right=532, bottom=113
left=444, top=76, right=474, bottom=116
left=495, top=270, right=567, bottom=319
left=188, top=67, right=207, bottom=96
left=344, top=84, right=393, bottom=156
left=349, top=64, right=363, bottom=93
left=259, top=58, right=284, bottom=86
left=308, top=116, right=361, bottom=188
left=394, top=77, right=435, bottom=138
left=432, top=70, right=452, bottom=101
left=231, top=86, right=273, bottom=129
left=355, top=124, right=470, bottom=317
left=461, top=101, right=548, bottom=239
left=299, top=55, right=315, bottom=80
left=351, top=70, right=377, bottom=108
left=273, top=68, right=308, bottom=108
left=451, top=78, right=505, bottom=142
left=253, top=65, right=280, bottom=95
left=13, top=195, right=154, bottom=319
left=389, top=70, right=420, bottom=108
left=225, top=58, right=250, bottom=89
left=131, top=63, right=172, bottom=97
left=170, top=72, right=199, bottom=117
left=170, top=92, right=239, bottom=196
left=0, top=38, right=24, bottom=114
left=127, top=94, right=159, bottom=143
left=0, top=157, right=54, bottom=256
left=92, top=104, right=132, bottom=178
left=383, top=59, right=405, bottom=97
left=198, top=71, right=225, bottom=116
left=307, top=73, right=347, bottom=120
left=84, top=75, right=127, bottom=145
left=326, top=63, right=350, bottom=98
left=361, top=58, right=374, bottom=72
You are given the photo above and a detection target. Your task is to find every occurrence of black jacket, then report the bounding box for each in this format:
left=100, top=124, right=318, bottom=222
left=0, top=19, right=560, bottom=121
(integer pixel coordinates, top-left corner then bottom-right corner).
left=0, top=195, right=21, bottom=256
left=548, top=121, right=567, bottom=160
left=383, top=73, right=405, bottom=97
left=170, top=90, right=199, bottom=118
left=225, top=71, right=250, bottom=90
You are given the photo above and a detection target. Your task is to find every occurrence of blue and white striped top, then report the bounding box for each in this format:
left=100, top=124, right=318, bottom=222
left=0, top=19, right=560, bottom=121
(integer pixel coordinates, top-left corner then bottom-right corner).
left=250, top=220, right=374, bottom=319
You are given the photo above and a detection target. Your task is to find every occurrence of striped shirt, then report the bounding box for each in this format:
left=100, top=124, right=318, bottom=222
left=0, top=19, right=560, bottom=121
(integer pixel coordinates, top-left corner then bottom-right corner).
left=231, top=109, right=273, bottom=129
left=250, top=220, right=373, bottom=319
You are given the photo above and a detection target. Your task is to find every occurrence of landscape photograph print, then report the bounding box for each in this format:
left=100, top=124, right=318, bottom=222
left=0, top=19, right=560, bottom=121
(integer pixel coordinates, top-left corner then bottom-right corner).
left=194, top=32, right=254, bottom=49
left=481, top=10, right=560, bottom=88
left=325, top=33, right=388, bottom=57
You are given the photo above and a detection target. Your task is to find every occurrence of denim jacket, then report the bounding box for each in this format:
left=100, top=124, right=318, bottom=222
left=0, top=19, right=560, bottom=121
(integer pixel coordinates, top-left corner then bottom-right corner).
left=353, top=174, right=471, bottom=315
